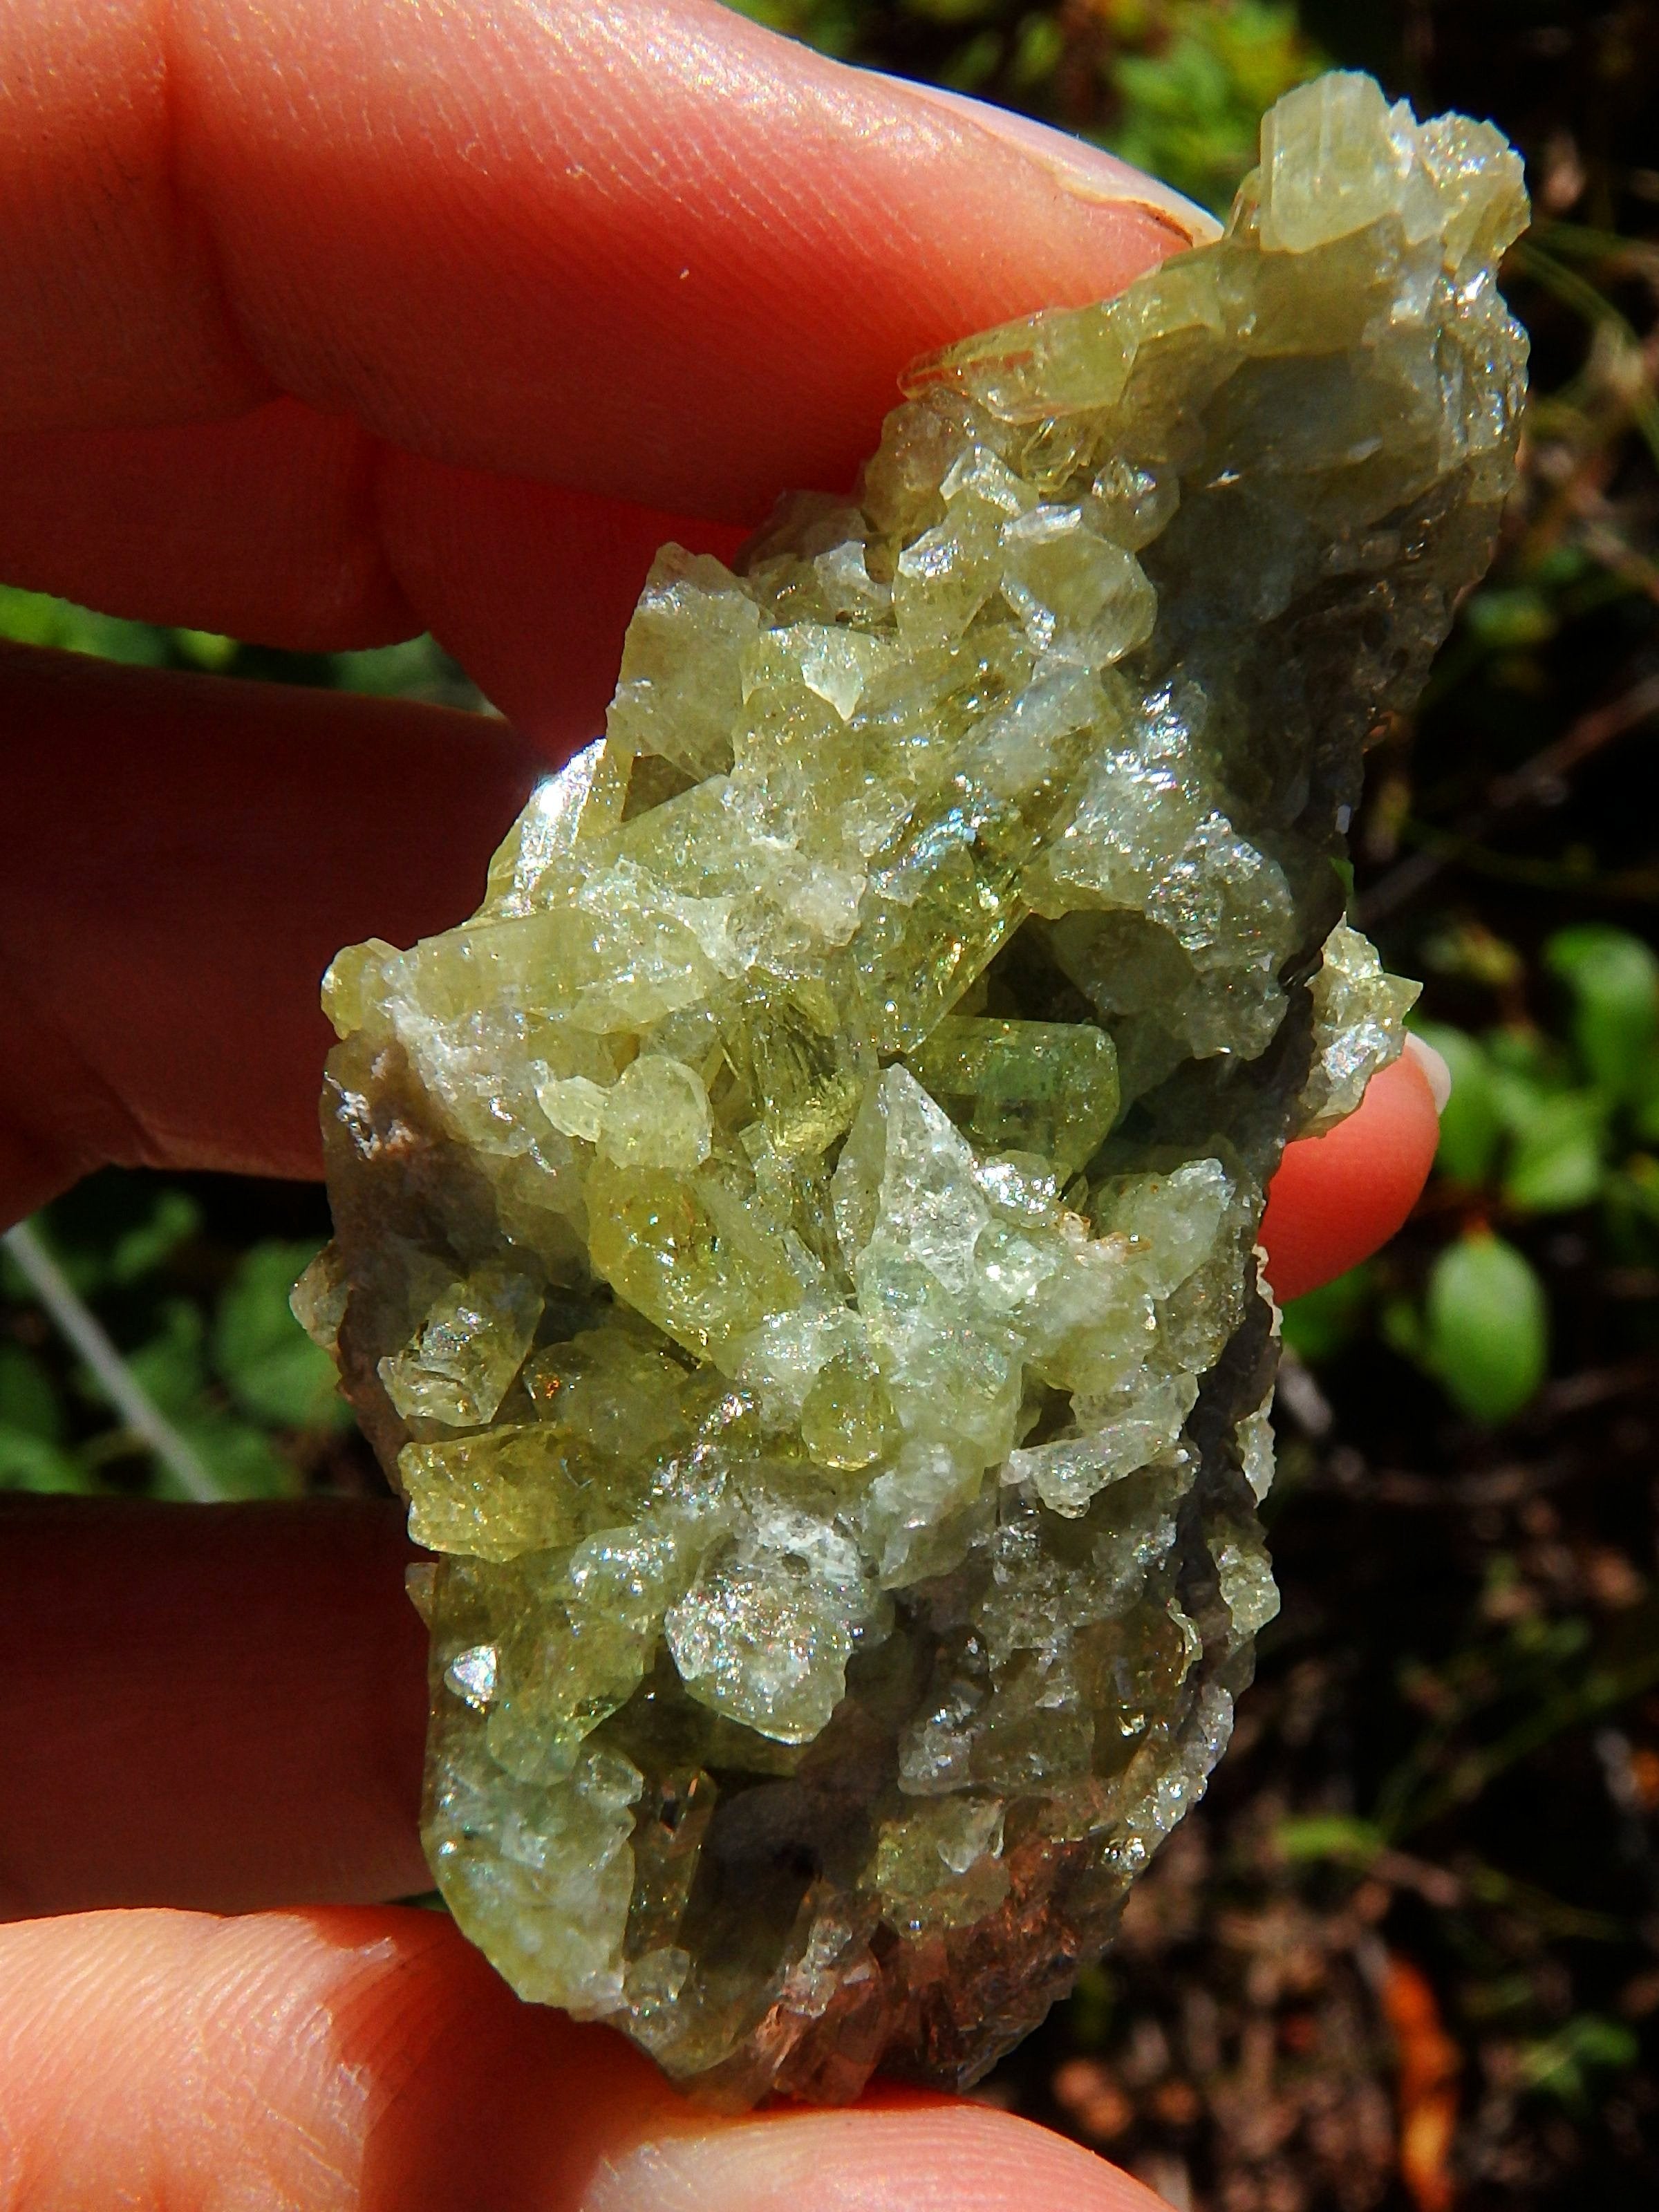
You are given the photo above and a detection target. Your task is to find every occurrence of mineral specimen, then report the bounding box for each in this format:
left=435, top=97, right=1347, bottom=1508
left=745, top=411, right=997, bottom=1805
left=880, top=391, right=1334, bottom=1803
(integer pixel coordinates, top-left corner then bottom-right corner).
left=305, top=72, right=1526, bottom=2105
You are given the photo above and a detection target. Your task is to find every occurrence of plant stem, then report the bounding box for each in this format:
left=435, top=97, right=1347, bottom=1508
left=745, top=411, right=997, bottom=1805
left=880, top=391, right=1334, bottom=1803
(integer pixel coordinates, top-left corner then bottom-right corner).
left=2, top=1220, right=223, bottom=1503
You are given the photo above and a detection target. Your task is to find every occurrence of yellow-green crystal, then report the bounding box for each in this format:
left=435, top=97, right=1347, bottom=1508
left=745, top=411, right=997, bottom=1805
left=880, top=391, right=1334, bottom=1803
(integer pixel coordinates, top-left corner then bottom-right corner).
left=312, top=75, right=1526, bottom=2106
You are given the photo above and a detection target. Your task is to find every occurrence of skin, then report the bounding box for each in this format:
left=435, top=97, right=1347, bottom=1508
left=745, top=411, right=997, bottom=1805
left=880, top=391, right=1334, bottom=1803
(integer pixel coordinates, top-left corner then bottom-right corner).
left=0, top=3, right=1441, bottom=2203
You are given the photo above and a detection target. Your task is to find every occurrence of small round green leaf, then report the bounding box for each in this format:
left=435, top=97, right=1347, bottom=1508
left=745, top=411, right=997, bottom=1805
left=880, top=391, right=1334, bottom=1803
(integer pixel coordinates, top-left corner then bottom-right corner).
left=1463, top=586, right=1557, bottom=649
left=1546, top=925, right=1659, bottom=1104
left=1425, top=1231, right=1548, bottom=1425
left=1501, top=1089, right=1607, bottom=1212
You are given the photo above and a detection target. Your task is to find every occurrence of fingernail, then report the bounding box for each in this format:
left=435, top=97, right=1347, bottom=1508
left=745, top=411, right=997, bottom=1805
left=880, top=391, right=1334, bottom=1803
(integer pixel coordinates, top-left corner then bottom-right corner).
left=869, top=73, right=1221, bottom=247
left=1404, top=1031, right=1453, bottom=1115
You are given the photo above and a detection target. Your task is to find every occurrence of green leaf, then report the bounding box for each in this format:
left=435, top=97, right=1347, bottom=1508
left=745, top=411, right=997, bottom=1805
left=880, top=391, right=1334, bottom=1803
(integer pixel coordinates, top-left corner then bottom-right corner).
left=1423, top=1232, right=1549, bottom=1425
left=0, top=1342, right=64, bottom=1443
left=328, top=635, right=481, bottom=706
left=1274, top=1814, right=1383, bottom=1862
left=0, top=1425, right=93, bottom=1494
left=1502, top=1090, right=1607, bottom=1212
left=1281, top=1264, right=1374, bottom=1365
left=107, top=1189, right=201, bottom=1284
left=9, top=1178, right=199, bottom=1298
left=162, top=1411, right=299, bottom=1501
left=1546, top=924, right=1659, bottom=1103
left=1463, top=585, right=1558, bottom=649
left=1414, top=1022, right=1501, bottom=1185
left=937, top=27, right=1000, bottom=90
left=0, top=585, right=171, bottom=665
left=1517, top=2014, right=1639, bottom=2105
left=1488, top=1064, right=1569, bottom=1132
left=1483, top=1023, right=1567, bottom=1085
left=171, top=627, right=238, bottom=670
left=1105, top=0, right=1321, bottom=214
left=212, top=1241, right=351, bottom=1430
left=0, top=583, right=68, bottom=647
left=1558, top=2016, right=1639, bottom=2070
left=1529, top=544, right=1591, bottom=589
left=1061, top=1962, right=1116, bottom=2050
left=1009, top=10, right=1063, bottom=91
left=122, top=1300, right=209, bottom=1419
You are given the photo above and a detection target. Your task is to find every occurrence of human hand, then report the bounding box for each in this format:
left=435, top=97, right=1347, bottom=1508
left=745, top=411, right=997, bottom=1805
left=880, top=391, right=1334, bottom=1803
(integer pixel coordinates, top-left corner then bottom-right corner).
left=0, top=3, right=1443, bottom=2202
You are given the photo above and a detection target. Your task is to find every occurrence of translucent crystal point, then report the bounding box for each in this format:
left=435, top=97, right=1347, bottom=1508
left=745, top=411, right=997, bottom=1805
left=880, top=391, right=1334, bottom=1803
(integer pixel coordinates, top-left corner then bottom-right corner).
left=312, top=72, right=1526, bottom=2107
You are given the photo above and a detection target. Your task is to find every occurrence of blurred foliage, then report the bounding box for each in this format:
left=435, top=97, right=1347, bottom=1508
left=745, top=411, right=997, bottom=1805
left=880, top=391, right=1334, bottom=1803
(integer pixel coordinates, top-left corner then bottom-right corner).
left=1284, top=921, right=1659, bottom=1427
left=5, top=0, right=1659, bottom=2201
left=0, top=582, right=489, bottom=706
left=0, top=1177, right=355, bottom=1503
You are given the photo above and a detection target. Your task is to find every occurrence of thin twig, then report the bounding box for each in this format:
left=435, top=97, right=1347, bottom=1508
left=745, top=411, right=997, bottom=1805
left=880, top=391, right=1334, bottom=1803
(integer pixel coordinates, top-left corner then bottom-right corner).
left=3, top=1220, right=223, bottom=1502
left=1398, top=1644, right=1659, bottom=1839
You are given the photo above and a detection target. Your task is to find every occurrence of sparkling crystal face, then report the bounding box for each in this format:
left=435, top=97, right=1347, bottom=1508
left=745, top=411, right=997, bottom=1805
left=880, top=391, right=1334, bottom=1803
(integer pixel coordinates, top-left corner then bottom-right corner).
left=308, top=73, right=1526, bottom=2107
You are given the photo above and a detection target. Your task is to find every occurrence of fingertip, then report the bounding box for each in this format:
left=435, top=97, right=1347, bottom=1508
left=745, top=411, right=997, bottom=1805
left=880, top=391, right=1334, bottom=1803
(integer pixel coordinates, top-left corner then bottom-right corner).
left=1262, top=1050, right=1441, bottom=1304
left=871, top=73, right=1220, bottom=247
left=1, top=1907, right=1163, bottom=2212
left=1403, top=1029, right=1453, bottom=1114
left=592, top=2098, right=1174, bottom=2212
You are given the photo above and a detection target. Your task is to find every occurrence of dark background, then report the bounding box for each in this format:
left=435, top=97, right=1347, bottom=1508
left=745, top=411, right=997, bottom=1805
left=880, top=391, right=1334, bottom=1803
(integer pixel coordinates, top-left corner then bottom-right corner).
left=3, top=3, right=1658, bottom=2203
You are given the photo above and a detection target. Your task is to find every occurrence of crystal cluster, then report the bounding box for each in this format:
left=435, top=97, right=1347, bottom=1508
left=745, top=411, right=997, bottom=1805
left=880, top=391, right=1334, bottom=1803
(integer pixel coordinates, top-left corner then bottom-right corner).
left=304, top=74, right=1526, bottom=2105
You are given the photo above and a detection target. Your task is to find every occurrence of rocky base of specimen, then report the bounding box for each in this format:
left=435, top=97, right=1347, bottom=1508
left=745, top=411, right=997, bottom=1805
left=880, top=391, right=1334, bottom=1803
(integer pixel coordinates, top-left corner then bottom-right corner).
left=304, top=73, right=1526, bottom=2106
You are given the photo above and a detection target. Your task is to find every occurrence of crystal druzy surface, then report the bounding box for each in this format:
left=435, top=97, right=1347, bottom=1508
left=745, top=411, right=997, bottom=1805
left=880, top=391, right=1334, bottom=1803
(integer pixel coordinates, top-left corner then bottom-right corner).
left=306, top=75, right=1526, bottom=2105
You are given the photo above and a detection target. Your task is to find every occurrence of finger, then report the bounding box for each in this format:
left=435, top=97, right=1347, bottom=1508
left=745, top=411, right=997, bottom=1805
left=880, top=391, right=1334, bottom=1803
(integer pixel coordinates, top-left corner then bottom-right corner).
left=1259, top=1049, right=1443, bottom=1306
left=372, top=458, right=747, bottom=742
left=0, top=411, right=746, bottom=726
left=1, top=0, right=1201, bottom=514
left=0, top=403, right=413, bottom=653
left=0, top=643, right=544, bottom=1225
left=0, top=1905, right=1170, bottom=2212
left=0, top=1497, right=429, bottom=1920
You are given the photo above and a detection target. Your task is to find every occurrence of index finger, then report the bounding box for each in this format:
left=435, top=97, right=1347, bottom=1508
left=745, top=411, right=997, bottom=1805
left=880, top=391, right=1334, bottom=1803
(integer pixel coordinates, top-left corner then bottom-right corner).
left=1, top=0, right=1205, bottom=518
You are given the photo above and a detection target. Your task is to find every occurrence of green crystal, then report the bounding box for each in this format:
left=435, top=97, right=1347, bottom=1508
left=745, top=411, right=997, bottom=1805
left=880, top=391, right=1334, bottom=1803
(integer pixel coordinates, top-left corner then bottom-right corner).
left=905, top=1016, right=1119, bottom=1179
left=311, top=73, right=1526, bottom=2106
